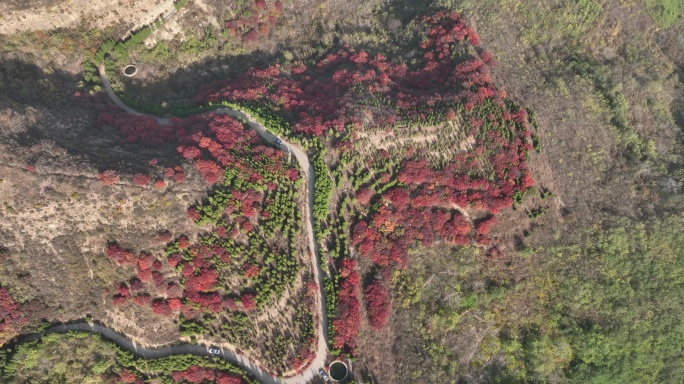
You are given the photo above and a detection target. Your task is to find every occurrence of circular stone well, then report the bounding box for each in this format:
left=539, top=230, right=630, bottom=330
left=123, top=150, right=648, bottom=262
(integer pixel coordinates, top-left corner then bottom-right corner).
left=329, top=361, right=348, bottom=382
left=123, top=64, right=138, bottom=77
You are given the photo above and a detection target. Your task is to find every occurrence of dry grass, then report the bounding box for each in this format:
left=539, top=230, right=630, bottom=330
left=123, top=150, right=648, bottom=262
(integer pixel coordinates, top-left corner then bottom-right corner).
left=0, top=0, right=175, bottom=36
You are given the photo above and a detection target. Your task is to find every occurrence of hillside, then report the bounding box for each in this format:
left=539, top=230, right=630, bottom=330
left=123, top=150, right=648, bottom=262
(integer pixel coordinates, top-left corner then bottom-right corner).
left=1, top=0, right=684, bottom=383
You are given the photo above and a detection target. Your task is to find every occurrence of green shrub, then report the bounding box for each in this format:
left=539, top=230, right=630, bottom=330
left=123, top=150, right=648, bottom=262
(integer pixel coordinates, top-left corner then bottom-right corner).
left=642, top=0, right=684, bottom=28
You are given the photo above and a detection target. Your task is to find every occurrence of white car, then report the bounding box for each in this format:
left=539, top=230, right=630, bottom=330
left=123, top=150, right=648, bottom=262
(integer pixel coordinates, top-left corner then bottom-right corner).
left=208, top=347, right=221, bottom=355
left=318, top=368, right=330, bottom=381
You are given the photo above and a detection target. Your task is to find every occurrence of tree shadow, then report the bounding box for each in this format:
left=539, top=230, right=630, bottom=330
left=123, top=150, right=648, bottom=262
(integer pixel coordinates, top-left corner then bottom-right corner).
left=107, top=0, right=450, bottom=108
left=117, top=47, right=282, bottom=107
left=355, top=364, right=379, bottom=384
left=0, top=58, right=186, bottom=175
left=672, top=66, right=684, bottom=132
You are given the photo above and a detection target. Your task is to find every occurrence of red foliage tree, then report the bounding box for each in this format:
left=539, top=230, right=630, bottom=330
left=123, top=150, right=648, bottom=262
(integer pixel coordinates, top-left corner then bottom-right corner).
left=331, top=259, right=361, bottom=353
left=129, top=278, right=144, bottom=292
left=151, top=298, right=171, bottom=316
left=98, top=170, right=119, bottom=186
left=243, top=29, right=259, bottom=43
left=132, top=173, right=151, bottom=186
left=181, top=146, right=201, bottom=160
left=158, top=231, right=173, bottom=243
left=384, top=188, right=411, bottom=210
left=286, top=168, right=299, bottom=181
left=243, top=263, right=260, bottom=278
left=241, top=293, right=257, bottom=311
left=273, top=0, right=283, bottom=12
left=216, top=372, right=246, bottom=384
left=174, top=170, right=187, bottom=183
left=255, top=0, right=267, bottom=10
left=306, top=278, right=319, bottom=292
left=178, top=236, right=190, bottom=249
left=137, top=253, right=156, bottom=271
left=0, top=287, right=28, bottom=343
left=117, top=368, right=140, bottom=384
left=168, top=298, right=182, bottom=310
left=476, top=215, right=497, bottom=235
left=172, top=365, right=215, bottom=383
left=118, top=283, right=130, bottom=297
left=167, top=253, right=183, bottom=268
left=163, top=167, right=176, bottom=178
left=133, top=294, right=151, bottom=306
left=363, top=279, right=391, bottom=330
left=106, top=244, right=137, bottom=265
left=112, top=295, right=128, bottom=306
left=356, top=187, right=374, bottom=205
left=224, top=297, right=238, bottom=311
left=241, top=221, right=253, bottom=232
left=194, top=159, right=222, bottom=184
left=152, top=271, right=165, bottom=286
left=137, top=267, right=152, bottom=283
left=185, top=267, right=219, bottom=292
left=187, top=207, right=201, bottom=221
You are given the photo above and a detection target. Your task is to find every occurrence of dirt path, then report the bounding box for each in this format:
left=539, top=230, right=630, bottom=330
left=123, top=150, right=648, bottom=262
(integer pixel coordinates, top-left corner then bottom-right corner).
left=77, top=65, right=328, bottom=383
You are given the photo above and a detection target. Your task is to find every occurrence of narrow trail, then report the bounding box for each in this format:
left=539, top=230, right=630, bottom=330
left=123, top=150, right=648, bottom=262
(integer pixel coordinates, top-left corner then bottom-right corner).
left=13, top=66, right=330, bottom=384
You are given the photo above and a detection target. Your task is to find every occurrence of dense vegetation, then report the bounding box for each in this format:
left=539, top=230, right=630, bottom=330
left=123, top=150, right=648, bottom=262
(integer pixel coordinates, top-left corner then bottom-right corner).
left=0, top=332, right=257, bottom=383
left=518, top=217, right=684, bottom=383
left=0, top=288, right=27, bottom=346
left=191, top=12, right=536, bottom=359
left=390, top=216, right=684, bottom=383
left=345, top=0, right=684, bottom=380
left=96, top=112, right=316, bottom=374
left=643, top=0, right=684, bottom=27
left=2, top=0, right=684, bottom=382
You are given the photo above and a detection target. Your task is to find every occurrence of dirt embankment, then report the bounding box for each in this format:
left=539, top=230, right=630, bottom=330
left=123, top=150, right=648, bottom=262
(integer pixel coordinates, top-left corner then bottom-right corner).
left=0, top=0, right=175, bottom=36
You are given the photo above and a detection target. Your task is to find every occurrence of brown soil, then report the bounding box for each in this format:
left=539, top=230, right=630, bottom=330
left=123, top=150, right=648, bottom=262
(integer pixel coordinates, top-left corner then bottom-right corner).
left=0, top=0, right=175, bottom=36
left=0, top=140, right=207, bottom=343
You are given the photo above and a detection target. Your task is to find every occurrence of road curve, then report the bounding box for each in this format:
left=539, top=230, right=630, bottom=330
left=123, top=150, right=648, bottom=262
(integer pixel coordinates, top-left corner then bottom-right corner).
left=24, top=66, right=329, bottom=384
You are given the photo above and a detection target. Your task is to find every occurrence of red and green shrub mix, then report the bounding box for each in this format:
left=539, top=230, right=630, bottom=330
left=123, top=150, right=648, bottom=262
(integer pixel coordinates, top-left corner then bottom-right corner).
left=0, top=330, right=259, bottom=383
left=70, top=7, right=536, bottom=368
left=196, top=13, right=494, bottom=136
left=329, top=259, right=361, bottom=354
left=193, top=11, right=535, bottom=354
left=0, top=287, right=28, bottom=344
left=94, top=108, right=190, bottom=187
left=224, top=0, right=284, bottom=44
left=102, top=113, right=316, bottom=373
left=169, top=365, right=247, bottom=384
left=114, top=368, right=142, bottom=384
left=114, top=365, right=249, bottom=384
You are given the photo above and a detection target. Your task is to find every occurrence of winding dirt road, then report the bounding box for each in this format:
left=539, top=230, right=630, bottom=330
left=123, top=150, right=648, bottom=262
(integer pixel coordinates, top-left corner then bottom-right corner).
left=22, top=66, right=330, bottom=384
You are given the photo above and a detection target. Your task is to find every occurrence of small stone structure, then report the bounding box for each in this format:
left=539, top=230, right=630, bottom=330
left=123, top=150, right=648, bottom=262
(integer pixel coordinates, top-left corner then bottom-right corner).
left=123, top=64, right=138, bottom=77
left=329, top=360, right=349, bottom=382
